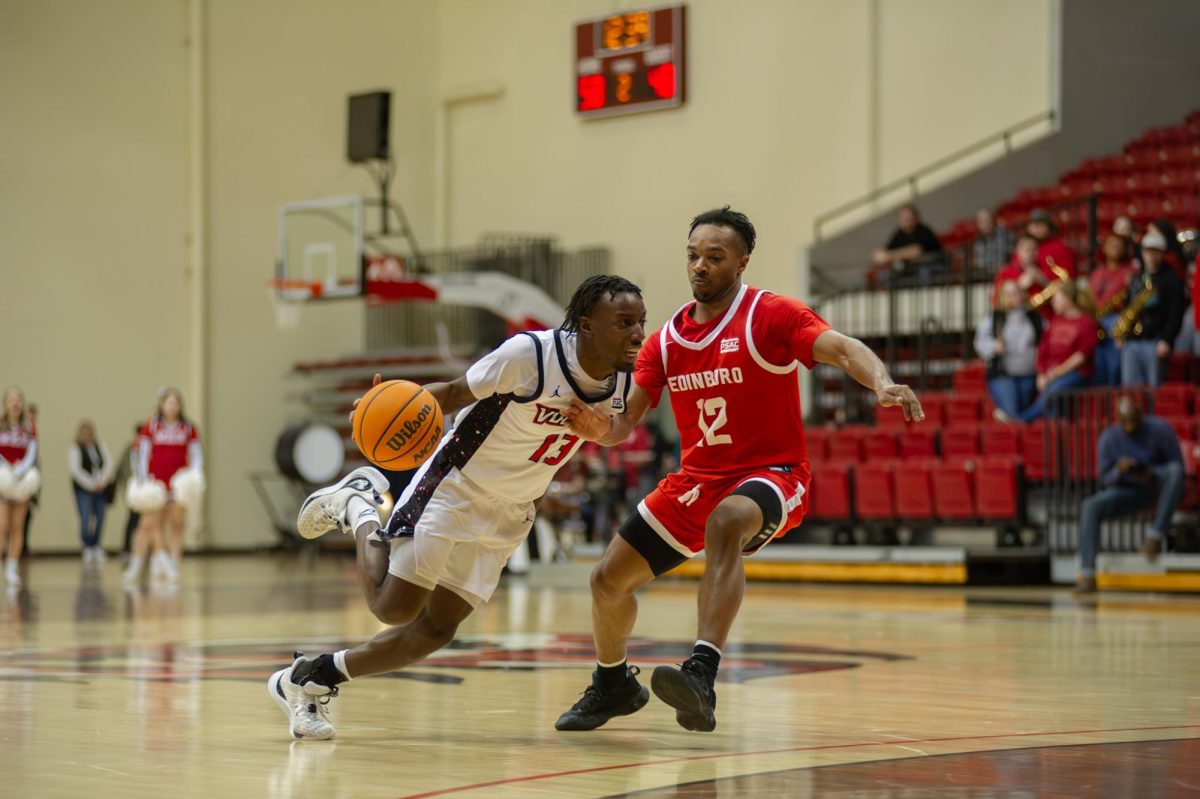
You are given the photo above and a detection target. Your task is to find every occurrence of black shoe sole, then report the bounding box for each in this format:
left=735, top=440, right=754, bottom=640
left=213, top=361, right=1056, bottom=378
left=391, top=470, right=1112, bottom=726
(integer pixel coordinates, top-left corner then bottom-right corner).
left=651, top=666, right=716, bottom=732
left=554, top=685, right=649, bottom=731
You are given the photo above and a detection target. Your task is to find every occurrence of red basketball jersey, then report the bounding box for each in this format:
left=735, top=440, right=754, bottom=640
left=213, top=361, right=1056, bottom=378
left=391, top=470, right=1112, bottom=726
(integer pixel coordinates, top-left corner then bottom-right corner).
left=635, top=285, right=830, bottom=482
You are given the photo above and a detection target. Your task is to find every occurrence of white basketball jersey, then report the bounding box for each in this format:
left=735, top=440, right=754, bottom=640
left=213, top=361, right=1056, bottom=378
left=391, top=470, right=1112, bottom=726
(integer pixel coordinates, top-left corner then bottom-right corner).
left=384, top=329, right=631, bottom=538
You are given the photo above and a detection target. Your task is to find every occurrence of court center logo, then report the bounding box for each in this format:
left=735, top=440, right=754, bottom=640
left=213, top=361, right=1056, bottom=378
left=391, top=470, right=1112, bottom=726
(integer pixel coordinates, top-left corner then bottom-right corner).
left=6, top=634, right=910, bottom=685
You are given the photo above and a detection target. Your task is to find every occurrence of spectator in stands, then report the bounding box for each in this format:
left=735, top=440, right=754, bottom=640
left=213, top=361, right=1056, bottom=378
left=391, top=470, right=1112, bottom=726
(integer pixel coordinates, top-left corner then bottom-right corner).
left=975, top=280, right=1042, bottom=418
left=1088, top=233, right=1138, bottom=385
left=1027, top=208, right=1077, bottom=278
left=971, top=208, right=1014, bottom=274
left=870, top=204, right=943, bottom=282
left=996, top=284, right=1098, bottom=422
left=992, top=234, right=1054, bottom=311
left=1186, top=252, right=1200, bottom=357
left=1119, top=232, right=1185, bottom=387
left=1074, top=398, right=1184, bottom=594
left=1147, top=219, right=1187, bottom=281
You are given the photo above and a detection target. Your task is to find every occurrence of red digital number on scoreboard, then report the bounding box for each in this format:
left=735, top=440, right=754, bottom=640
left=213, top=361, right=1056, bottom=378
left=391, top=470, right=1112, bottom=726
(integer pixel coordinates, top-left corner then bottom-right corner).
left=574, top=4, right=686, bottom=119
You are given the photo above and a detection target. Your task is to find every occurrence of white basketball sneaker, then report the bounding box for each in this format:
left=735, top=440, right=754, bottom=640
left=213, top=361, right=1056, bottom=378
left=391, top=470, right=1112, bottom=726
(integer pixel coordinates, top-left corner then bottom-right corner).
left=268, top=653, right=338, bottom=740
left=297, top=467, right=388, bottom=540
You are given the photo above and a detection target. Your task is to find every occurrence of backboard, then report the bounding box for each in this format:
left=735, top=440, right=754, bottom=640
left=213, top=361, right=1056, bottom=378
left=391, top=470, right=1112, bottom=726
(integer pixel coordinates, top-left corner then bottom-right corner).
left=276, top=195, right=365, bottom=300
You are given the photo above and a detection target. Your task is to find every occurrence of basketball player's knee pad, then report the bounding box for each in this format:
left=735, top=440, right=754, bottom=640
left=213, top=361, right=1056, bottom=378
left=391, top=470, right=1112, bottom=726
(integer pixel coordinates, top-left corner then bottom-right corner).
left=729, top=480, right=785, bottom=554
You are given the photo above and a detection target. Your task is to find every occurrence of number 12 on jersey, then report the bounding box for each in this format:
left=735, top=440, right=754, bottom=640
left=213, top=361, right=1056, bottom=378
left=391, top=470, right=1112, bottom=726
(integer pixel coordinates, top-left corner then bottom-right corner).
left=696, top=396, right=732, bottom=446
left=529, top=433, right=581, bottom=465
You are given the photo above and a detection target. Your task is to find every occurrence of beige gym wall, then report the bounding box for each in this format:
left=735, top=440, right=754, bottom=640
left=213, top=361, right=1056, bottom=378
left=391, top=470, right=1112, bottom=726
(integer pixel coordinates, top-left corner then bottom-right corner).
left=0, top=0, right=437, bottom=551
left=1, top=0, right=1051, bottom=551
left=435, top=0, right=1054, bottom=328
left=0, top=0, right=191, bottom=552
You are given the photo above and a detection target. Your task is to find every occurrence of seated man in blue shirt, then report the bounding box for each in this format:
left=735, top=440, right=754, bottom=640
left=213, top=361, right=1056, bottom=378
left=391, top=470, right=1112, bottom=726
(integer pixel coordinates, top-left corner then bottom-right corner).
left=1075, top=398, right=1185, bottom=593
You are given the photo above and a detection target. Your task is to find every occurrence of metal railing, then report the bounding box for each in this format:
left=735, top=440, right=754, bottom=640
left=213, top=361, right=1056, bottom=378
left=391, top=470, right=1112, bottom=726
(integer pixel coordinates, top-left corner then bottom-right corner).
left=811, top=194, right=1100, bottom=422
left=813, top=110, right=1056, bottom=241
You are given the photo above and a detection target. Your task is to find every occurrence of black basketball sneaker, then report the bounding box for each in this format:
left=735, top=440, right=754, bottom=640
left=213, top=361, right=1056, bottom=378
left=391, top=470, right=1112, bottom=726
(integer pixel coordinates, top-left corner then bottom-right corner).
left=555, top=666, right=649, bottom=731
left=651, top=658, right=717, bottom=732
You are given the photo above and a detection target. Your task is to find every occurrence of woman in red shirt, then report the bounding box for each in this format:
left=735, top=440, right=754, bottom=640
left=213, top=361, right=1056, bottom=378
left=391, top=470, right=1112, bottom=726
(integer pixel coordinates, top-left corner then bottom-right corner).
left=998, top=285, right=1098, bottom=422
left=1089, top=233, right=1138, bottom=385
left=123, top=388, right=203, bottom=584
left=0, top=386, right=39, bottom=586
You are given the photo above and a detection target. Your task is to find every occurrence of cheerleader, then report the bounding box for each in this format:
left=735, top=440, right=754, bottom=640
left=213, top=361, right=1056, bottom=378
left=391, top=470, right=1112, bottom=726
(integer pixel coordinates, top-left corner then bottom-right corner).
left=123, top=388, right=204, bottom=583
left=0, top=387, right=40, bottom=586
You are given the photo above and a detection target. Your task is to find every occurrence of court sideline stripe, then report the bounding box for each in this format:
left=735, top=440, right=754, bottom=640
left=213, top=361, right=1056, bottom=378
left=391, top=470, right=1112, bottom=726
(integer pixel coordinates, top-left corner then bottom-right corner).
left=398, top=722, right=1200, bottom=798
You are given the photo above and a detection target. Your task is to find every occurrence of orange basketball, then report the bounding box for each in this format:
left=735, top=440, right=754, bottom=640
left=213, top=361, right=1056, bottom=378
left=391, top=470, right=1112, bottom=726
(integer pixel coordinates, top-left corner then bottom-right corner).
left=352, top=380, right=444, bottom=470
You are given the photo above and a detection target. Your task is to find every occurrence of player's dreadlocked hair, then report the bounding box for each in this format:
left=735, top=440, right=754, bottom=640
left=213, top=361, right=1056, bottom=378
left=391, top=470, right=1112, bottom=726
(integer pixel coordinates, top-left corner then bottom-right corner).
left=561, top=274, right=643, bottom=333
left=689, top=206, right=756, bottom=255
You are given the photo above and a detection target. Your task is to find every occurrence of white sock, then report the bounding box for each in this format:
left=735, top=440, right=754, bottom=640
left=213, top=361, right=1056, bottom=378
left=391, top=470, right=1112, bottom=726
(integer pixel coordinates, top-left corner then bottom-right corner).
left=346, top=495, right=380, bottom=535
left=333, top=649, right=352, bottom=681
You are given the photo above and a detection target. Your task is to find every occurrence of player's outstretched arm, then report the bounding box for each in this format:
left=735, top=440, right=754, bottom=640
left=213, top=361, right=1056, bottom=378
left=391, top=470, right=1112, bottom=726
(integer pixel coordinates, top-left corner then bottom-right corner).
left=563, top=383, right=652, bottom=446
left=812, top=329, right=925, bottom=422
left=348, top=373, right=479, bottom=426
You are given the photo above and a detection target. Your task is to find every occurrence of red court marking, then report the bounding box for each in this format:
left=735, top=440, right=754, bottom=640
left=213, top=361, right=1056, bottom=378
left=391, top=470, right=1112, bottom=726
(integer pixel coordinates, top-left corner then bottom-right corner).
left=399, top=723, right=1200, bottom=798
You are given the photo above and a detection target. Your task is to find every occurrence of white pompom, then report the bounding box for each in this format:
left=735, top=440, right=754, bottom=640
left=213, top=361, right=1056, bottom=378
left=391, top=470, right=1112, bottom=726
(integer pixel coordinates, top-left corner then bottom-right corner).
left=0, top=464, right=15, bottom=499
left=126, top=479, right=168, bottom=513
left=8, top=468, right=41, bottom=503
left=171, top=469, right=206, bottom=509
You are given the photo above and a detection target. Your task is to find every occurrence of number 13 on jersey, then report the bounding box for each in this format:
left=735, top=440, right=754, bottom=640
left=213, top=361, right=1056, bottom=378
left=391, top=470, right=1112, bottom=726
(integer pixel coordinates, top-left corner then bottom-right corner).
left=696, top=397, right=731, bottom=446
left=529, top=433, right=581, bottom=465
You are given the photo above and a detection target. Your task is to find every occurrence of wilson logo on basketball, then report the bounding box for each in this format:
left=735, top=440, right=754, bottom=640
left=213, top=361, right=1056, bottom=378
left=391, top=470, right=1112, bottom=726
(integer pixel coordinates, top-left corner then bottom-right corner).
left=532, top=403, right=569, bottom=427
left=384, top=404, right=434, bottom=451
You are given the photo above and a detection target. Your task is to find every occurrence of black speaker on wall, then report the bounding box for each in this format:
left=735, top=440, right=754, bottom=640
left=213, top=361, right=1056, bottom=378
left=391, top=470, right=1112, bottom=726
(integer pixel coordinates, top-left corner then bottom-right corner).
left=347, top=91, right=391, bottom=163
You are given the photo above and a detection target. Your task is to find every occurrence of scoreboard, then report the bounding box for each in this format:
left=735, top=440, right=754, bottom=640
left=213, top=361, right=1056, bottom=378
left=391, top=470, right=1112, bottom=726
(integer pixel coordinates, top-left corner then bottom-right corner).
left=574, top=5, right=686, bottom=119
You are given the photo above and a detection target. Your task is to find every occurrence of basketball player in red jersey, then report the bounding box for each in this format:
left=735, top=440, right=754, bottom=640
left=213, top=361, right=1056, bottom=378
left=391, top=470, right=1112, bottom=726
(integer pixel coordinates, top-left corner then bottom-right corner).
left=556, top=207, right=924, bottom=733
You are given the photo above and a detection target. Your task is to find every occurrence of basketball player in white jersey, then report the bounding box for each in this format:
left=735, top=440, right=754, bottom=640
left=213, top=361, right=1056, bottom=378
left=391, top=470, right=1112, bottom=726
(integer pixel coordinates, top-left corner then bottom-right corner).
left=268, top=275, right=647, bottom=740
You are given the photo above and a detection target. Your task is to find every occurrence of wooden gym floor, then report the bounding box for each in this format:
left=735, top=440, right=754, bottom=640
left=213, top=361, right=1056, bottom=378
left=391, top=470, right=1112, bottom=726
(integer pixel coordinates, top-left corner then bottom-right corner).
left=2, top=555, right=1199, bottom=798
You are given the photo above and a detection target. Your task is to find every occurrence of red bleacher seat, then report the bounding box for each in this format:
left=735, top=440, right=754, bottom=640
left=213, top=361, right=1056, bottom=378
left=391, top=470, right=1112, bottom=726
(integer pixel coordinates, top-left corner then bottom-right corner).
left=953, top=364, right=986, bottom=395
left=918, top=394, right=947, bottom=427
left=945, top=396, right=982, bottom=428
left=1154, top=384, right=1193, bottom=417
left=982, top=422, right=1022, bottom=459
left=811, top=460, right=853, bottom=520
left=853, top=462, right=895, bottom=520
left=863, top=430, right=899, bottom=460
left=875, top=404, right=910, bottom=430
left=898, top=429, right=937, bottom=459
left=1021, top=421, right=1048, bottom=481
left=806, top=428, right=832, bottom=463
left=942, top=427, right=980, bottom=459
left=1163, top=416, right=1197, bottom=442
left=975, top=458, right=1021, bottom=521
left=932, top=461, right=976, bottom=520
left=1180, top=442, right=1199, bottom=512
left=894, top=461, right=935, bottom=521
left=828, top=431, right=864, bottom=463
